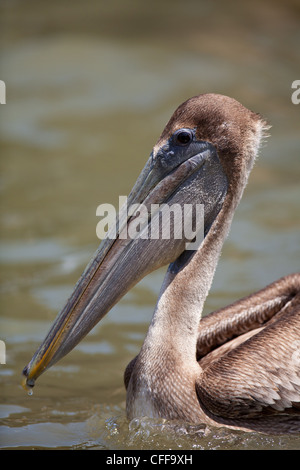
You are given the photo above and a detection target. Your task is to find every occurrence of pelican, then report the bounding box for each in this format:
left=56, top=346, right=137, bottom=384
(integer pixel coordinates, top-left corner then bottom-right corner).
left=22, top=94, right=300, bottom=434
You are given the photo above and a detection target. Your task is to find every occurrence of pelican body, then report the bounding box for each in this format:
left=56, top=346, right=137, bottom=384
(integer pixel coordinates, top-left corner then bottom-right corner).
left=23, top=94, right=300, bottom=434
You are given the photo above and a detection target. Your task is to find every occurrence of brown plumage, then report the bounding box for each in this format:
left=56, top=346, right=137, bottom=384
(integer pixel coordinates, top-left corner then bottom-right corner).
left=124, top=95, right=300, bottom=434
left=23, top=94, right=300, bottom=435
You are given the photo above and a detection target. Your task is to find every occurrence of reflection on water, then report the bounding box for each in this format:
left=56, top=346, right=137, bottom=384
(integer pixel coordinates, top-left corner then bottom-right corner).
left=1, top=0, right=300, bottom=450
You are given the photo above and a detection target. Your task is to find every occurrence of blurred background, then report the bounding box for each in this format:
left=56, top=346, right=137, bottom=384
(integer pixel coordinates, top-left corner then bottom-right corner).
left=0, top=0, right=299, bottom=450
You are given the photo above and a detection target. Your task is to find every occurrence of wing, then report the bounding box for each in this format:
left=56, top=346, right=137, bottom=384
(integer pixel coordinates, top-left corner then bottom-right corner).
left=196, top=307, right=300, bottom=421
left=197, top=273, right=300, bottom=359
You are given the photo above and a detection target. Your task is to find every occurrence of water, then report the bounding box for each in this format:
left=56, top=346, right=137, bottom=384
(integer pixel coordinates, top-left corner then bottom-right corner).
left=0, top=0, right=300, bottom=450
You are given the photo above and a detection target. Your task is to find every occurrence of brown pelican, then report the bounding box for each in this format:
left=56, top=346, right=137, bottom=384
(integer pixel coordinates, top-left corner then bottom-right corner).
left=22, top=94, right=300, bottom=434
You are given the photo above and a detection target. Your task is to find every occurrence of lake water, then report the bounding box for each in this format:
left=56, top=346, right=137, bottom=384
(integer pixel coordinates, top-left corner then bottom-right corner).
left=0, top=0, right=299, bottom=450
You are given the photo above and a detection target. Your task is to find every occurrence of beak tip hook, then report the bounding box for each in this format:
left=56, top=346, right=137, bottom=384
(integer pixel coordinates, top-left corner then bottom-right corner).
left=21, top=366, right=35, bottom=395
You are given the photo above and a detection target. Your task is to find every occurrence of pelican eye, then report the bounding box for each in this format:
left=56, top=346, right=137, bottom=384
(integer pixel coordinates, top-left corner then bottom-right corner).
left=173, top=129, right=193, bottom=146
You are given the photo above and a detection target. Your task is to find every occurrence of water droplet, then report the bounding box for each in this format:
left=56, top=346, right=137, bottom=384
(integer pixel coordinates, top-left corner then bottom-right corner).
left=21, top=375, right=34, bottom=396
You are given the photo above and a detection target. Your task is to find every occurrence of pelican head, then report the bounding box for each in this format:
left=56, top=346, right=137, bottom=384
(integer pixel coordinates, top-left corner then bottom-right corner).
left=22, top=94, right=266, bottom=391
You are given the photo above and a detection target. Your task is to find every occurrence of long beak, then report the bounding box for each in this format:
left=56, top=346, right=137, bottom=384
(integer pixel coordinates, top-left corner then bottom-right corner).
left=22, top=142, right=227, bottom=392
